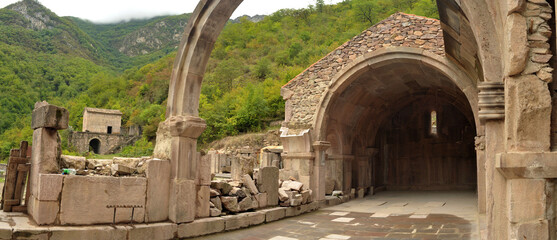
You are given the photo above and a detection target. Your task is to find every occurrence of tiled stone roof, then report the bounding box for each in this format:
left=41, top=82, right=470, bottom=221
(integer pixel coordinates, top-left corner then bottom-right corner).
left=83, top=107, right=123, bottom=115
left=282, top=12, right=444, bottom=128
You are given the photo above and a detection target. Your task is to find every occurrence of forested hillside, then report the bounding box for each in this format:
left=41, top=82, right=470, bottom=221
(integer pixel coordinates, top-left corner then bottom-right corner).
left=0, top=0, right=438, bottom=160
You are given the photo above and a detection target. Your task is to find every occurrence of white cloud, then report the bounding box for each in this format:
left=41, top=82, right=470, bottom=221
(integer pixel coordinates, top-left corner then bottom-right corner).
left=0, top=0, right=343, bottom=23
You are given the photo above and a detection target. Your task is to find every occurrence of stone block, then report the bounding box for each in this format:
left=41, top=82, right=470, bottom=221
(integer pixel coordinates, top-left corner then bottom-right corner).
left=110, top=164, right=135, bottom=175
left=153, top=120, right=172, bottom=160
left=31, top=103, right=69, bottom=130
left=516, top=220, right=548, bottom=239
left=177, top=217, right=225, bottom=238
left=168, top=179, right=196, bottom=223
left=28, top=195, right=59, bottom=225
left=210, top=181, right=232, bottom=195
left=30, top=128, right=61, bottom=197
left=0, top=221, right=11, bottom=239
left=127, top=223, right=176, bottom=240
left=145, top=160, right=170, bottom=222
left=290, top=194, right=303, bottom=206
left=278, top=188, right=289, bottom=202
left=197, top=154, right=212, bottom=186
left=60, top=155, right=86, bottom=170
left=246, top=212, right=266, bottom=226
left=59, top=176, right=146, bottom=225
left=508, top=179, right=546, bottom=222
left=49, top=226, right=128, bottom=240
left=285, top=204, right=309, bottom=217
left=210, top=197, right=222, bottom=211
left=242, top=174, right=259, bottom=194
left=221, top=196, right=240, bottom=213
left=223, top=214, right=250, bottom=231
left=170, top=137, right=198, bottom=180
left=231, top=156, right=255, bottom=181
left=238, top=196, right=254, bottom=211
left=37, top=174, right=63, bottom=201
left=357, top=188, right=365, bottom=198
left=257, top=167, right=279, bottom=206
left=11, top=215, right=50, bottom=239
left=196, top=185, right=210, bottom=218
left=255, top=193, right=267, bottom=208
left=210, top=208, right=221, bottom=217
left=263, top=207, right=286, bottom=222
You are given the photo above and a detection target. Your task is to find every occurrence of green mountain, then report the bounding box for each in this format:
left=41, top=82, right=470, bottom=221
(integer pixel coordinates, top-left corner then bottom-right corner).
left=0, top=0, right=438, bottom=160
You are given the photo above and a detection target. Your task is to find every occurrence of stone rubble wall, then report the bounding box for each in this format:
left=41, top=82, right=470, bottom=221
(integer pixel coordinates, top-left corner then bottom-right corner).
left=281, top=12, right=444, bottom=129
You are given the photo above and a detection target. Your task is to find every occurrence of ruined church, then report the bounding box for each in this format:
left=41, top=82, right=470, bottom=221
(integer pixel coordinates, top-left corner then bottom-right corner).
left=6, top=0, right=557, bottom=239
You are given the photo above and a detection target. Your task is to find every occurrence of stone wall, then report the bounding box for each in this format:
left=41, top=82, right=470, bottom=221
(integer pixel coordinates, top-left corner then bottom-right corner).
left=281, top=13, right=444, bottom=129
left=69, top=131, right=136, bottom=155
left=82, top=108, right=122, bottom=134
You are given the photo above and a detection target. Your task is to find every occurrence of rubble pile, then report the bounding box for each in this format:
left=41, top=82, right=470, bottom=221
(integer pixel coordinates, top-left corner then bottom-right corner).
left=277, top=180, right=312, bottom=207
left=60, top=155, right=150, bottom=176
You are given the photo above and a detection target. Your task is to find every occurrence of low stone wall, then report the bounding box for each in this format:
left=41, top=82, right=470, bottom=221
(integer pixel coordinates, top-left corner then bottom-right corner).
left=31, top=158, right=170, bottom=226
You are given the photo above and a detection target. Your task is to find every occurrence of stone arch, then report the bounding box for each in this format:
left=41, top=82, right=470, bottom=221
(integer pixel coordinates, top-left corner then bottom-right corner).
left=313, top=47, right=478, bottom=142
left=89, top=138, right=101, bottom=154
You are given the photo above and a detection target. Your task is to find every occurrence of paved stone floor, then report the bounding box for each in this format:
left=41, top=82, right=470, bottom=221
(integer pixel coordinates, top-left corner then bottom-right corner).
left=196, top=191, right=479, bottom=240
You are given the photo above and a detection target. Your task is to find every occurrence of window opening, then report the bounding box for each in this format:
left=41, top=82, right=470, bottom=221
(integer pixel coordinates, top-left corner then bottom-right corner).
left=107, top=126, right=113, bottom=134
left=430, top=110, right=438, bottom=135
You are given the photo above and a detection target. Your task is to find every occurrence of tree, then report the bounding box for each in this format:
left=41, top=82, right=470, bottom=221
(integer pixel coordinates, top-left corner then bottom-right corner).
left=354, top=0, right=377, bottom=25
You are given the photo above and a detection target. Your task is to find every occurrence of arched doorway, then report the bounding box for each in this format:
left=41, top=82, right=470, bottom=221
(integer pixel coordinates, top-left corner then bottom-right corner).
left=89, top=139, right=100, bottom=154
left=313, top=48, right=479, bottom=200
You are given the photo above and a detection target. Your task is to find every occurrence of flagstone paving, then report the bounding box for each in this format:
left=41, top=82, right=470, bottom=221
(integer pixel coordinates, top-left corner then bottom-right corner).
left=194, top=191, right=480, bottom=240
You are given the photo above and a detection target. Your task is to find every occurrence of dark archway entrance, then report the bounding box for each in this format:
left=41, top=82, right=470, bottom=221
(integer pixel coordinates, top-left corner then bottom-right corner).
left=89, top=139, right=100, bottom=154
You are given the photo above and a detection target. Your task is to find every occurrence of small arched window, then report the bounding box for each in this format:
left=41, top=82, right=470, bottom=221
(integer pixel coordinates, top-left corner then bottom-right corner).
left=430, top=110, right=438, bottom=135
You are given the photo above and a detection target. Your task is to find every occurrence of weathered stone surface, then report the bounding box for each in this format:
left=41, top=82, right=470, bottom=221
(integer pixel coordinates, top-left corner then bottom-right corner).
left=153, top=120, right=172, bottom=160
left=210, top=197, right=222, bottom=211
left=221, top=196, right=240, bottom=213
left=32, top=102, right=69, bottom=130
left=278, top=188, right=289, bottom=202
left=279, top=169, right=299, bottom=181
left=110, top=164, right=135, bottom=175
left=230, top=187, right=247, bottom=198
left=262, top=207, right=286, bottom=222
left=196, top=185, right=210, bottom=218
left=290, top=194, right=303, bottom=206
left=301, top=190, right=311, bottom=204
left=507, top=0, right=525, bottom=14
left=37, top=174, right=63, bottom=201
left=325, top=178, right=335, bottom=195
left=145, top=159, right=170, bottom=222
left=31, top=127, right=61, bottom=198
left=60, top=155, right=86, bottom=170
left=210, top=208, right=221, bottom=217
left=222, top=215, right=249, bottom=231
left=516, top=220, right=549, bottom=240
left=49, top=225, right=128, bottom=240
left=211, top=181, right=232, bottom=195
left=504, top=13, right=529, bottom=76
left=210, top=188, right=221, bottom=197
left=127, top=223, right=176, bottom=240
left=231, top=156, right=256, bottom=181
left=506, top=75, right=551, bottom=151
left=60, top=176, right=146, bottom=225
left=508, top=179, right=546, bottom=222
left=168, top=179, right=196, bottom=223
left=28, top=195, right=59, bottom=225
left=178, top=217, right=224, bottom=238
left=357, top=188, right=365, bottom=198
left=242, top=174, right=259, bottom=194
left=238, top=196, right=254, bottom=211
left=197, top=154, right=212, bottom=186
left=257, top=167, right=279, bottom=206
left=254, top=193, right=268, bottom=208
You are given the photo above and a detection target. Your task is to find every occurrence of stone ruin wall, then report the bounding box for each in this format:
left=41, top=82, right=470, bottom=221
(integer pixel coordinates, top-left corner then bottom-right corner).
left=281, top=12, right=445, bottom=130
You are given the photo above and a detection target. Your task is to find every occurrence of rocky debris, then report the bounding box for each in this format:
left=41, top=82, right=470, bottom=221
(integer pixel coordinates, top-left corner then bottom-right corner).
left=230, top=187, right=247, bottom=199
left=59, top=155, right=149, bottom=177
left=242, top=174, right=259, bottom=194
left=332, top=191, right=343, bottom=197
left=221, top=196, right=240, bottom=213
left=210, top=188, right=221, bottom=197
left=210, top=208, right=221, bottom=217
left=238, top=197, right=254, bottom=211
left=60, top=155, right=86, bottom=170
left=211, top=181, right=232, bottom=195
left=110, top=164, right=135, bottom=176
left=278, top=180, right=312, bottom=206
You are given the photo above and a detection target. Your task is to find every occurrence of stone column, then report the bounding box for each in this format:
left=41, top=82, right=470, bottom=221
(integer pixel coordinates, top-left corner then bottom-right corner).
left=474, top=133, right=486, bottom=214
left=478, top=82, right=508, bottom=240
left=28, top=101, right=68, bottom=225
left=342, top=155, right=353, bottom=195
left=167, top=115, right=206, bottom=223
left=312, top=141, right=330, bottom=202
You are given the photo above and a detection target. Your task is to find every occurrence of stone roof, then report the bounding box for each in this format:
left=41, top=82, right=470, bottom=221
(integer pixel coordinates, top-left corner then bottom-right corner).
left=83, top=107, right=123, bottom=115
left=281, top=12, right=444, bottom=128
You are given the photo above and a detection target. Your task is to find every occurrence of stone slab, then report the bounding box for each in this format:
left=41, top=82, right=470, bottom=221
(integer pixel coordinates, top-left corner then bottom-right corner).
left=37, top=174, right=63, bottom=201
left=263, top=207, right=286, bottom=222
left=196, top=185, right=210, bottom=218
left=28, top=195, right=58, bottom=225
left=169, top=179, right=196, bottom=223
left=145, top=160, right=170, bottom=222
left=59, top=176, right=146, bottom=225
left=178, top=217, right=225, bottom=238
left=31, top=103, right=69, bottom=130
left=127, top=223, right=176, bottom=240
left=49, top=226, right=128, bottom=240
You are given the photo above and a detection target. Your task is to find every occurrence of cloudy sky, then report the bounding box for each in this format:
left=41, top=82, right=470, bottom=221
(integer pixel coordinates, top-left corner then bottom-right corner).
left=0, top=0, right=343, bottom=23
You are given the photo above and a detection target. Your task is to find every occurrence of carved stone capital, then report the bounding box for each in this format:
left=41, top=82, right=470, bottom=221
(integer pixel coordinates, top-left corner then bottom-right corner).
left=475, top=135, right=486, bottom=151
left=169, top=115, right=206, bottom=138
left=478, top=82, right=505, bottom=121
left=312, top=141, right=331, bottom=152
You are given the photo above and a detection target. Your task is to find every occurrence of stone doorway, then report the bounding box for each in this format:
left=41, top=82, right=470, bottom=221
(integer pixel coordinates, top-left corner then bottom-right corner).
left=89, top=138, right=100, bottom=154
